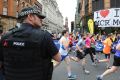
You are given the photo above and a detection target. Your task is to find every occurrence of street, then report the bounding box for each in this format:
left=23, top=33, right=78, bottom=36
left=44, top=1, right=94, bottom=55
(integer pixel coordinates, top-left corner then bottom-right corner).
left=52, top=54, right=120, bottom=80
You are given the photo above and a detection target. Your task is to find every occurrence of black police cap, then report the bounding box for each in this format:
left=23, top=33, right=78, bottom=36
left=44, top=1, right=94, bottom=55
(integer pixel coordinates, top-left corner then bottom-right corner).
left=18, top=6, right=46, bottom=19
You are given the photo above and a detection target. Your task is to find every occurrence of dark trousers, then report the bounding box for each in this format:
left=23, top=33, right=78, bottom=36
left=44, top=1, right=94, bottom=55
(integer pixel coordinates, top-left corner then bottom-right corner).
left=84, top=48, right=95, bottom=63
left=90, top=47, right=96, bottom=55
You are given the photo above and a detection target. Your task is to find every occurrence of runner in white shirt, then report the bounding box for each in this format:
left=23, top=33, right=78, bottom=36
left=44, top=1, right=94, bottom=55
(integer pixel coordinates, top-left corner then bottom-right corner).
left=54, top=30, right=76, bottom=79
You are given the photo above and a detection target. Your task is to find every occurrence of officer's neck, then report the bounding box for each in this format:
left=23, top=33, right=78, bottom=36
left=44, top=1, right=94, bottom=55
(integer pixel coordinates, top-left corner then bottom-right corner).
left=23, top=20, right=41, bottom=28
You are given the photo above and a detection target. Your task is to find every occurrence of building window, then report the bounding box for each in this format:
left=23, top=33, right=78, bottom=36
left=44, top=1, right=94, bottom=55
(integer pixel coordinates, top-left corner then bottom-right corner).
left=28, top=0, right=31, bottom=3
left=116, top=0, right=120, bottom=8
left=3, top=0, right=8, bottom=15
left=26, top=4, right=29, bottom=7
left=110, top=0, right=120, bottom=8
left=25, top=0, right=31, bottom=3
left=16, top=1, right=18, bottom=5
left=22, top=2, right=25, bottom=7
left=78, top=3, right=80, bottom=13
left=44, top=11, right=47, bottom=16
left=26, top=0, right=32, bottom=4
left=3, top=8, right=7, bottom=15
left=16, top=0, right=20, bottom=6
left=25, top=0, right=28, bottom=2
left=3, top=0, right=7, bottom=8
left=92, top=0, right=104, bottom=11
left=99, top=0, right=104, bottom=9
left=16, top=11, right=18, bottom=17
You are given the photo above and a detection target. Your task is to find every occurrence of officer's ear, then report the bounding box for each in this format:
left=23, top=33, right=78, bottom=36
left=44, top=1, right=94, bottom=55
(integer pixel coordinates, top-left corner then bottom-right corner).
left=27, top=14, right=35, bottom=21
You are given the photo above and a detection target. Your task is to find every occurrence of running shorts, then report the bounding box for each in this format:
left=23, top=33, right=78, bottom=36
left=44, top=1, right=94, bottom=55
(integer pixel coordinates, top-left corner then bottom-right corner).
left=76, top=50, right=84, bottom=59
left=113, top=55, right=120, bottom=66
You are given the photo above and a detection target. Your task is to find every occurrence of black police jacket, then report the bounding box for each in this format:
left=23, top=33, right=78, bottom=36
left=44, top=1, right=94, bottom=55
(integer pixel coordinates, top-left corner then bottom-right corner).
left=0, top=23, right=58, bottom=80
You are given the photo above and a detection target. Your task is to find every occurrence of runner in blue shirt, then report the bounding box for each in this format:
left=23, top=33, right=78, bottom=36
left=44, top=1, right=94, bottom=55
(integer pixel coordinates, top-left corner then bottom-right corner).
left=97, top=37, right=120, bottom=80
left=70, top=34, right=90, bottom=74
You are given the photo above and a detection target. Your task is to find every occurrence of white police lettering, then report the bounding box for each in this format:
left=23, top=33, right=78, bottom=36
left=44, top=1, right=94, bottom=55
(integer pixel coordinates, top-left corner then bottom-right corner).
left=13, top=42, right=25, bottom=46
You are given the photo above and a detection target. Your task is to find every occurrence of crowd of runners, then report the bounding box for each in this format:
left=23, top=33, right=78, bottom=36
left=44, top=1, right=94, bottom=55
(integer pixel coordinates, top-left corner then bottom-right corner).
left=53, top=30, right=120, bottom=80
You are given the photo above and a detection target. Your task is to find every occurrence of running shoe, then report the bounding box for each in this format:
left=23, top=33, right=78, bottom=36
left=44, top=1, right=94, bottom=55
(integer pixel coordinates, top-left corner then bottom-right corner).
left=68, top=75, right=77, bottom=79
left=84, top=69, right=90, bottom=74
left=95, top=59, right=99, bottom=63
left=92, top=62, right=96, bottom=66
left=96, top=75, right=102, bottom=80
left=106, top=66, right=111, bottom=69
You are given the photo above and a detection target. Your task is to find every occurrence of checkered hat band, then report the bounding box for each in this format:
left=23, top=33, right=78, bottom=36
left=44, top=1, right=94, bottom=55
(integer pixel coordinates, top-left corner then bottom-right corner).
left=19, top=9, right=40, bottom=17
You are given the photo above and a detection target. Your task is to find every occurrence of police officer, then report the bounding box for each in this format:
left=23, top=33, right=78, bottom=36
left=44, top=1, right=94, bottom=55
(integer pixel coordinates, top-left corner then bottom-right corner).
left=0, top=6, right=61, bottom=80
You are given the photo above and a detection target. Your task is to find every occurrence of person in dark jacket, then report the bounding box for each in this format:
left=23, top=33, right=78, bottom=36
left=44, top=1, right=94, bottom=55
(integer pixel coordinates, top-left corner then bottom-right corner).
left=0, top=6, right=61, bottom=80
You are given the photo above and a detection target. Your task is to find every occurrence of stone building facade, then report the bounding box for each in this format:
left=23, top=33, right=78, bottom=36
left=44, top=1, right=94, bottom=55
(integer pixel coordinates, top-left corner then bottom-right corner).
left=39, top=0, right=64, bottom=33
left=0, top=0, right=38, bottom=32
